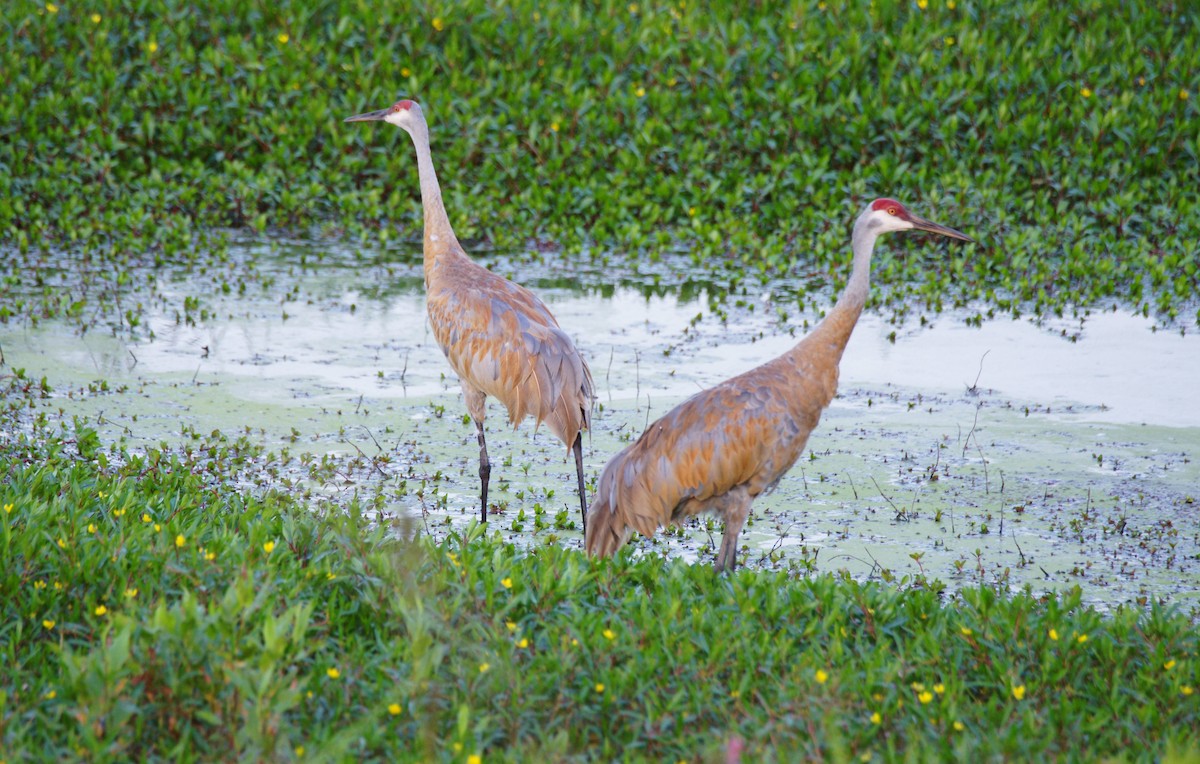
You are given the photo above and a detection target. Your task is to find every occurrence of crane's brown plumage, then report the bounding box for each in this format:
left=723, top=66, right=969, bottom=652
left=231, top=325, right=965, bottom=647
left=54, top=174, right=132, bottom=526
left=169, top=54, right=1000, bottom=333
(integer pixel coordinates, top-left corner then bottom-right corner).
left=426, top=250, right=594, bottom=448
left=346, top=98, right=594, bottom=526
left=586, top=199, right=973, bottom=571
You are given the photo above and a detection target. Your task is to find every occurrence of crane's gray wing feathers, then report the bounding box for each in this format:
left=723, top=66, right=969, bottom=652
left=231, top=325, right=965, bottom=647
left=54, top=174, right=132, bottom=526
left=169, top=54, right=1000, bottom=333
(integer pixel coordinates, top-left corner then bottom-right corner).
left=427, top=264, right=593, bottom=449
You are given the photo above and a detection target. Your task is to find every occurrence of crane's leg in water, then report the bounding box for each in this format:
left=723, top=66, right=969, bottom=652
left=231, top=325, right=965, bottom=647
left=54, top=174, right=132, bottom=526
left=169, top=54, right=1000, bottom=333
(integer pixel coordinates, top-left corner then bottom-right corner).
left=714, top=488, right=752, bottom=573
left=464, top=386, right=490, bottom=523
left=476, top=421, right=490, bottom=523
left=573, top=433, right=586, bottom=533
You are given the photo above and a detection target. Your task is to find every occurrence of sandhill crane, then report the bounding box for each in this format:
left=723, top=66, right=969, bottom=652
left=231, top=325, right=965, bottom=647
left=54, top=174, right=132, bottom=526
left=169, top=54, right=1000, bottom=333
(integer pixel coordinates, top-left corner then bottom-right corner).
left=585, top=199, right=974, bottom=571
left=345, top=99, right=595, bottom=528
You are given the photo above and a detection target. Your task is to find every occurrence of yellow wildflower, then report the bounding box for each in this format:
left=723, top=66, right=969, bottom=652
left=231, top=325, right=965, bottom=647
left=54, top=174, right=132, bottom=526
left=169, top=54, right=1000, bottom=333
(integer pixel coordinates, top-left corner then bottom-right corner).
left=1077, top=634, right=1088, bottom=644
left=148, top=41, right=158, bottom=54
left=277, top=33, right=289, bottom=44
left=387, top=702, right=401, bottom=716
left=1182, top=686, right=1194, bottom=696
left=918, top=691, right=933, bottom=704
left=327, top=668, right=340, bottom=679
left=870, top=711, right=881, bottom=724
left=94, top=605, right=108, bottom=616
left=916, top=0, right=927, bottom=8
left=479, top=663, right=490, bottom=673
left=142, top=513, right=152, bottom=522
left=468, top=756, right=482, bottom=764
left=595, top=683, right=605, bottom=693
left=517, top=638, right=529, bottom=649
left=1011, top=684, right=1026, bottom=700
left=125, top=588, right=138, bottom=599
left=92, top=13, right=102, bottom=23
left=401, top=67, right=412, bottom=77
left=42, top=619, right=55, bottom=629
left=45, top=689, right=56, bottom=699
left=506, top=621, right=517, bottom=632
left=635, top=86, right=646, bottom=98
left=501, top=577, right=513, bottom=589
left=1181, top=89, right=1190, bottom=101
left=1164, top=660, right=1176, bottom=670
left=88, top=523, right=96, bottom=533
left=175, top=534, right=186, bottom=548
left=551, top=122, right=560, bottom=132
left=1081, top=87, right=1093, bottom=98
left=960, top=627, right=973, bottom=636
left=603, top=629, right=616, bottom=640
left=934, top=683, right=945, bottom=695
left=953, top=720, right=965, bottom=731
left=944, top=36, right=955, bottom=46
left=264, top=540, right=276, bottom=553
left=3, top=503, right=12, bottom=513
left=432, top=17, right=445, bottom=31
left=946, top=0, right=956, bottom=7
left=815, top=669, right=829, bottom=684
left=46, top=3, right=58, bottom=13
left=1049, top=628, right=1059, bottom=641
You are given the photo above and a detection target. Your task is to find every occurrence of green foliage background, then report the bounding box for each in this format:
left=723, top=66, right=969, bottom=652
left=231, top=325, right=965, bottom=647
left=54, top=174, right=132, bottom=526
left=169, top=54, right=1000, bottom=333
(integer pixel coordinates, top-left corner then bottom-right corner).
left=2, top=0, right=1198, bottom=327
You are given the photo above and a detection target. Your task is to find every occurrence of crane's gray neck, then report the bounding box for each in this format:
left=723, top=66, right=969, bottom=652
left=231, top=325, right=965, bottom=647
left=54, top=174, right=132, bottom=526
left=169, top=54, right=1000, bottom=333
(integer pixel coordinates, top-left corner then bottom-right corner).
left=838, top=213, right=880, bottom=315
left=407, top=118, right=460, bottom=255
left=798, top=212, right=879, bottom=357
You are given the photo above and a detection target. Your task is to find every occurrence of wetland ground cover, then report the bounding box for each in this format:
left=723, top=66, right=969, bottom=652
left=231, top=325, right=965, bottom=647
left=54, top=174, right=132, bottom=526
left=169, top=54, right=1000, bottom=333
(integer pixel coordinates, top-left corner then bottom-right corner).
left=3, top=0, right=1200, bottom=761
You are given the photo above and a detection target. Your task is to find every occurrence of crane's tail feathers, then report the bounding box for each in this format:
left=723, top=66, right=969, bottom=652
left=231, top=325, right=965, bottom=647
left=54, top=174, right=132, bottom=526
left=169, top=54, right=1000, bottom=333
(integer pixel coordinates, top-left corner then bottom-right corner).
left=496, top=326, right=594, bottom=451
left=584, top=487, right=632, bottom=559
left=585, top=446, right=669, bottom=559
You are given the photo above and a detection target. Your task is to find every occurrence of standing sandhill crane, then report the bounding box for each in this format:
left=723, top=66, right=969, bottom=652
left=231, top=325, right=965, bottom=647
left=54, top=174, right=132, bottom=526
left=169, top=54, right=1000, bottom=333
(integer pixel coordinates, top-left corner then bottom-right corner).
left=345, top=99, right=595, bottom=528
left=585, top=199, right=974, bottom=571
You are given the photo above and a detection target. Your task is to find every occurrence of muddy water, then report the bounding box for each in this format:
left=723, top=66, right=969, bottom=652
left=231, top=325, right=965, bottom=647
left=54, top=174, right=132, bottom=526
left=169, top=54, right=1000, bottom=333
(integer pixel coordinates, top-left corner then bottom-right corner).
left=3, top=242, right=1198, bottom=612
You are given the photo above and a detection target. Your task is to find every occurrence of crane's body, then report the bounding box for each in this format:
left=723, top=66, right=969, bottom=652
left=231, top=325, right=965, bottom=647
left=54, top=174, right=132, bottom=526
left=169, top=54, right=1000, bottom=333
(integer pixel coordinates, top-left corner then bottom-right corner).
left=586, top=199, right=973, bottom=571
left=346, top=99, right=594, bottom=527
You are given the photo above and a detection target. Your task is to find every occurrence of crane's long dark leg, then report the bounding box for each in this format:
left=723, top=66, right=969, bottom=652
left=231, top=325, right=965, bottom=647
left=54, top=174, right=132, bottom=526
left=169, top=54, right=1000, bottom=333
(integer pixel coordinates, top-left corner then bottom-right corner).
left=476, top=420, right=490, bottom=524
left=573, top=433, right=587, bottom=533
left=464, top=386, right=490, bottom=524
left=714, top=489, right=752, bottom=573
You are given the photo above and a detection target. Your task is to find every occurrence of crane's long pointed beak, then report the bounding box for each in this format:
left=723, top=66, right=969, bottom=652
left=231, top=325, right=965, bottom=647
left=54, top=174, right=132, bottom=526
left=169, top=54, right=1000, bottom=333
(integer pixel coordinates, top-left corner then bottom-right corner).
left=909, top=214, right=975, bottom=243
left=344, top=108, right=389, bottom=123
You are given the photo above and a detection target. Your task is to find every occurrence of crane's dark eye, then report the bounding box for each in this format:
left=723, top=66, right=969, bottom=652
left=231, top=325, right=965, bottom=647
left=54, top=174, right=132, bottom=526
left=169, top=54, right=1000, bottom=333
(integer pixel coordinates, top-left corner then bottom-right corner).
left=887, top=207, right=898, bottom=216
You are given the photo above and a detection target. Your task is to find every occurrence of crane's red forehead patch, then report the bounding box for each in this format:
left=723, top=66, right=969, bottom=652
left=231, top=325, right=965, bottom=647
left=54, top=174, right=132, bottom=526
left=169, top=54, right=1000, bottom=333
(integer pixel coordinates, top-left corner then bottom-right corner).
left=393, top=99, right=414, bottom=112
left=870, top=197, right=904, bottom=212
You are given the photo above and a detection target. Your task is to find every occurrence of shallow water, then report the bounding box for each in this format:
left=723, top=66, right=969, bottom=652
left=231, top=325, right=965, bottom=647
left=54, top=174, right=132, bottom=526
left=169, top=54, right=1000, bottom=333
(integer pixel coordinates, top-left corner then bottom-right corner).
left=3, top=242, right=1198, bottom=613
